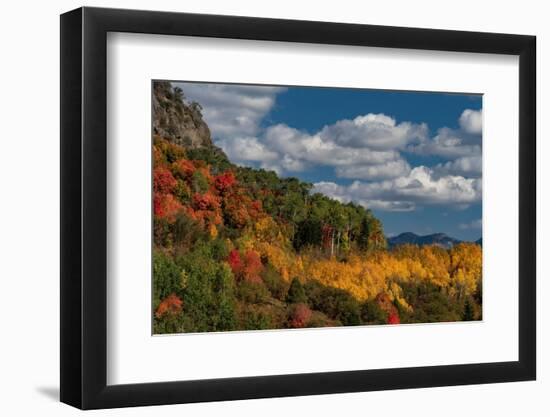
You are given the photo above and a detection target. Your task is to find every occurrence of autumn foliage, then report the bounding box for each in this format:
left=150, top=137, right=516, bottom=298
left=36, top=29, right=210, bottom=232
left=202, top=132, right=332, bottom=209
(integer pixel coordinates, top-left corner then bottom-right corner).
left=227, top=249, right=264, bottom=284
left=215, top=171, right=237, bottom=192
left=288, top=303, right=312, bottom=328
left=155, top=293, right=183, bottom=318
left=152, top=83, right=483, bottom=334
left=154, top=166, right=177, bottom=194
left=227, top=249, right=243, bottom=275
left=387, top=311, right=400, bottom=325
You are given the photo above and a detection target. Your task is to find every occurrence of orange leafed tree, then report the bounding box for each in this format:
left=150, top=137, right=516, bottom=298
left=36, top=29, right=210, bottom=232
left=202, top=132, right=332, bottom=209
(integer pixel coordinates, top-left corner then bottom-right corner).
left=153, top=166, right=177, bottom=194
left=155, top=293, right=183, bottom=318
left=242, top=250, right=263, bottom=284
left=154, top=193, right=182, bottom=221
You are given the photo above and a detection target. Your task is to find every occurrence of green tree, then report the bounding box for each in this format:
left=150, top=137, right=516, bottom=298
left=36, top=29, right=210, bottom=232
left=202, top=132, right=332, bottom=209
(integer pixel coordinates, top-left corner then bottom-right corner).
left=191, top=170, right=209, bottom=193
left=357, top=217, right=370, bottom=250
left=293, top=218, right=322, bottom=250
left=153, top=251, right=181, bottom=309
left=286, top=277, right=307, bottom=304
left=178, top=244, right=237, bottom=332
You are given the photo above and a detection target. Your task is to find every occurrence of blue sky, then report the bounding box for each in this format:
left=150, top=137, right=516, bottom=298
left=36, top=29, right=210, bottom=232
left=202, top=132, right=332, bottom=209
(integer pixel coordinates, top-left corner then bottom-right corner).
left=174, top=81, right=482, bottom=241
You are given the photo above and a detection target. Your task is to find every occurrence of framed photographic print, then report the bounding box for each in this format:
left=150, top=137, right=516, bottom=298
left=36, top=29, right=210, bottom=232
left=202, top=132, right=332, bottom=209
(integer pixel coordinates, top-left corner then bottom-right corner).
left=60, top=6, right=536, bottom=409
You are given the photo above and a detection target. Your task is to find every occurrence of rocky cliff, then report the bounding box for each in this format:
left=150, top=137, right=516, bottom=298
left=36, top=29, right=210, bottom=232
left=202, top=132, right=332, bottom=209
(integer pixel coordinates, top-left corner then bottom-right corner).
left=152, top=81, right=213, bottom=149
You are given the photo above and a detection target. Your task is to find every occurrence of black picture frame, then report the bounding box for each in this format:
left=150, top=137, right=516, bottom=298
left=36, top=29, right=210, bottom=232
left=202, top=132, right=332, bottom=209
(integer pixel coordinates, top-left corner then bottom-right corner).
left=60, top=6, right=536, bottom=410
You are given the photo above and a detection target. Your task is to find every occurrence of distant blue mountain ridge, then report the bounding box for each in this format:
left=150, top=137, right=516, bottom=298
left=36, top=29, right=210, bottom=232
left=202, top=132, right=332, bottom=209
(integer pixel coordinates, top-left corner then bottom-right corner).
left=387, top=232, right=482, bottom=249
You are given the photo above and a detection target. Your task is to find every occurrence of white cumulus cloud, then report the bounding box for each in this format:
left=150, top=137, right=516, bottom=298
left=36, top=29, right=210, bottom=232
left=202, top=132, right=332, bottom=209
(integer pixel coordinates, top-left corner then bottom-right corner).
left=335, top=159, right=411, bottom=180
left=313, top=166, right=481, bottom=211
left=409, top=127, right=481, bottom=159
left=174, top=82, right=286, bottom=139
left=407, top=109, right=482, bottom=161
left=263, top=123, right=409, bottom=170
left=459, top=109, right=483, bottom=135
left=434, top=155, right=482, bottom=177
left=319, top=113, right=428, bottom=150
left=216, top=136, right=279, bottom=162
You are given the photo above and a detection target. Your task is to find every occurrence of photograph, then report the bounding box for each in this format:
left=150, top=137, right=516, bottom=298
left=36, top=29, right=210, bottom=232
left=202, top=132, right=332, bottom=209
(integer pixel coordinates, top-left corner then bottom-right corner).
left=0, top=0, right=543, bottom=414
left=152, top=80, right=483, bottom=334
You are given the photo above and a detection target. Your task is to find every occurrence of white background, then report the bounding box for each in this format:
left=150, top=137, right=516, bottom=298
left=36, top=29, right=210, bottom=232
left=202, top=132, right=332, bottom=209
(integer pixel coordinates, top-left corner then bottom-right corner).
left=108, top=33, right=518, bottom=384
left=0, top=0, right=546, bottom=415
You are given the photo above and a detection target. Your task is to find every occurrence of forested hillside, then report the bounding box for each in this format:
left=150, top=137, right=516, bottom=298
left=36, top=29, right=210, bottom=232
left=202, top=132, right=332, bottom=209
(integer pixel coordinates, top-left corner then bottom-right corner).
left=152, top=81, right=483, bottom=333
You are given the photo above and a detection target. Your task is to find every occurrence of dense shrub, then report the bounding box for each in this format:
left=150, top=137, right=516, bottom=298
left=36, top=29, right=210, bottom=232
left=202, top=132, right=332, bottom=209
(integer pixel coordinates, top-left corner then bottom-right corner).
left=287, top=303, right=312, bottom=328
left=305, top=280, right=361, bottom=326
left=172, top=212, right=206, bottom=248
left=236, top=281, right=270, bottom=304
left=361, top=299, right=387, bottom=324
left=241, top=308, right=273, bottom=330
left=398, top=282, right=462, bottom=323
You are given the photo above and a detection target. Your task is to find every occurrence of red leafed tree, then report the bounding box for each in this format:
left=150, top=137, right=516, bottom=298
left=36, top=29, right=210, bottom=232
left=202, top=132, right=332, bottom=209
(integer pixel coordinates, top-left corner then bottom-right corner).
left=242, top=250, right=263, bottom=283
left=214, top=171, right=237, bottom=192
left=153, top=166, right=177, bottom=194
left=192, top=192, right=220, bottom=211
left=288, top=303, right=312, bottom=328
left=154, top=193, right=182, bottom=221
left=387, top=310, right=400, bottom=325
left=375, top=293, right=400, bottom=325
left=155, top=293, right=183, bottom=318
left=227, top=249, right=263, bottom=283
left=248, top=200, right=263, bottom=220
left=227, top=249, right=243, bottom=276
left=223, top=195, right=251, bottom=229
